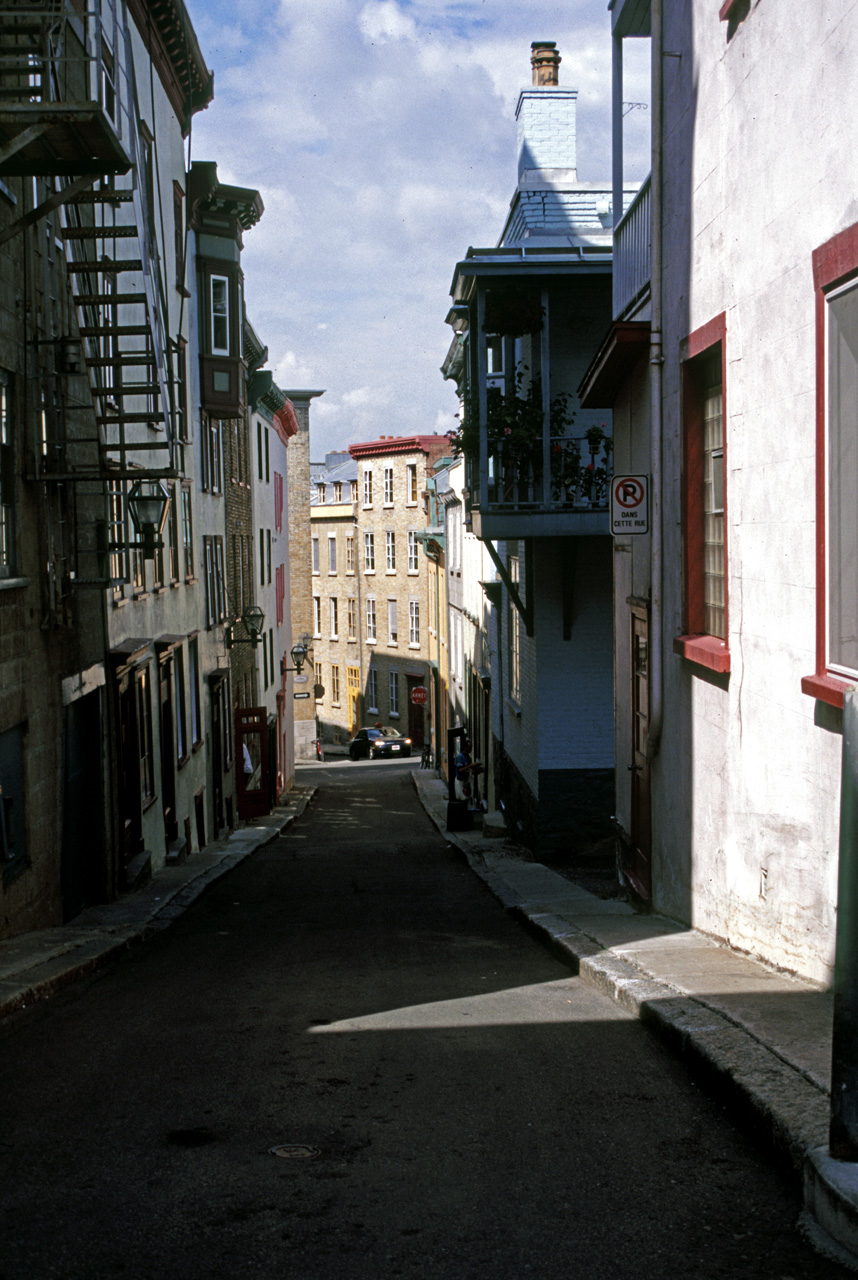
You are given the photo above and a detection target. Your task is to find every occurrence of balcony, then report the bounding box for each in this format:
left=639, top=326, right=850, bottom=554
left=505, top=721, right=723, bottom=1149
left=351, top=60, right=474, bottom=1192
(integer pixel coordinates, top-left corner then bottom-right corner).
left=613, top=172, right=650, bottom=318
left=467, top=432, right=611, bottom=540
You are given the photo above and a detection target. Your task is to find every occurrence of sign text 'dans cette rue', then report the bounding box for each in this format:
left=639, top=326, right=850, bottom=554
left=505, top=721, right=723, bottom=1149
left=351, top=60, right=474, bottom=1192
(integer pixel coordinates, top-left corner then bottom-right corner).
left=611, top=475, right=648, bottom=535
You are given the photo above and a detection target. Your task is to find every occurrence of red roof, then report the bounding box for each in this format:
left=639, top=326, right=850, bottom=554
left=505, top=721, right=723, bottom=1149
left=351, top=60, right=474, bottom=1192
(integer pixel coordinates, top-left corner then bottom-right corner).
left=272, top=400, right=300, bottom=447
left=348, top=434, right=450, bottom=459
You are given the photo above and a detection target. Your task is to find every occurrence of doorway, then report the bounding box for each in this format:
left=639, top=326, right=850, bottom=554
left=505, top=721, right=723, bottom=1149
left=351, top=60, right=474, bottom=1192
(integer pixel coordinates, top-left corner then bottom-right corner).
left=626, top=605, right=652, bottom=900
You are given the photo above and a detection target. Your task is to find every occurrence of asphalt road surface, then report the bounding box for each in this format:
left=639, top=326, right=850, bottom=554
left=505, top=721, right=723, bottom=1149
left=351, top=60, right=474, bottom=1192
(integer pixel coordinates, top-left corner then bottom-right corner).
left=0, top=757, right=851, bottom=1279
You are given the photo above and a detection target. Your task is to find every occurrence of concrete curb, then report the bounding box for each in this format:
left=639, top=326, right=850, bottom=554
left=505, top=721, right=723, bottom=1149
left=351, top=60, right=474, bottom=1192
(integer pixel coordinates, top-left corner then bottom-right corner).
left=0, top=786, right=315, bottom=1022
left=410, top=770, right=858, bottom=1270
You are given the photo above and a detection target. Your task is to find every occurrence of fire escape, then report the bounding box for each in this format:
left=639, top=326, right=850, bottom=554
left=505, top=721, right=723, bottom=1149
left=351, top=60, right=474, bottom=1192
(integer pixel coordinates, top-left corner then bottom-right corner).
left=0, top=0, right=180, bottom=594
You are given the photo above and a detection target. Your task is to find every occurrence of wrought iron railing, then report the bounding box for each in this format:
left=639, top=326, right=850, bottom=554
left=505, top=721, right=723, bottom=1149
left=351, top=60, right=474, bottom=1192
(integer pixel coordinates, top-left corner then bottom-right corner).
left=469, top=434, right=612, bottom=513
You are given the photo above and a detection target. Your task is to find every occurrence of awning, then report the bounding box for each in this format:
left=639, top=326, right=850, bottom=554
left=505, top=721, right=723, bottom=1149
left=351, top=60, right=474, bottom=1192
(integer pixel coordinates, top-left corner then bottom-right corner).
left=273, top=400, right=300, bottom=445
left=578, top=320, right=651, bottom=408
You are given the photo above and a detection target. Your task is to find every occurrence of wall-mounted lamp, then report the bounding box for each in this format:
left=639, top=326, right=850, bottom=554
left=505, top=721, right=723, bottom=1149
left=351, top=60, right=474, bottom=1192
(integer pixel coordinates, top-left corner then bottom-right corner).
left=281, top=633, right=314, bottom=676
left=225, top=603, right=266, bottom=649
left=127, top=479, right=170, bottom=560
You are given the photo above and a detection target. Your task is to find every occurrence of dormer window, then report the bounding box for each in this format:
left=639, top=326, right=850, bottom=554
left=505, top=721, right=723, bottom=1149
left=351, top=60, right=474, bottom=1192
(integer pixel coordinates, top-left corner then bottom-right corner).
left=211, top=275, right=230, bottom=355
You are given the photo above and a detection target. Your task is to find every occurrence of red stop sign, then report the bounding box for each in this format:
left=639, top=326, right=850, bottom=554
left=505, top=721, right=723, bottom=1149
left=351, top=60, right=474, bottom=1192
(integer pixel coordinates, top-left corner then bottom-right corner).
left=410, top=685, right=428, bottom=706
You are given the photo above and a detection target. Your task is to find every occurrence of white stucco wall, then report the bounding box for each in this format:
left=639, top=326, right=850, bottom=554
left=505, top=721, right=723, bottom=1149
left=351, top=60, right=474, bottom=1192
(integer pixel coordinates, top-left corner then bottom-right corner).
left=641, top=0, right=858, bottom=983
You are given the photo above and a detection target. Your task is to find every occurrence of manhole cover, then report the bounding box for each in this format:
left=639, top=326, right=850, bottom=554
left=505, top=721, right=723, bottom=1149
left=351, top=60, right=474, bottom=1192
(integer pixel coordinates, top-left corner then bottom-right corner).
left=269, top=1143, right=321, bottom=1160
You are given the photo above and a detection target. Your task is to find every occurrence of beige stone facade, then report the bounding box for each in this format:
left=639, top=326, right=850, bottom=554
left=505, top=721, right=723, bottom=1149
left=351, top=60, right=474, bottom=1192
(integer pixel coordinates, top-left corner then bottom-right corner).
left=285, top=391, right=323, bottom=760
left=312, top=435, right=450, bottom=752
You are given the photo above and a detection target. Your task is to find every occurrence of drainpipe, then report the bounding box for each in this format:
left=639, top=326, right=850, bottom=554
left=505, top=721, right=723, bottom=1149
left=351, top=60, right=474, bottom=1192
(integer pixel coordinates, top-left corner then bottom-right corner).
left=646, top=0, right=665, bottom=762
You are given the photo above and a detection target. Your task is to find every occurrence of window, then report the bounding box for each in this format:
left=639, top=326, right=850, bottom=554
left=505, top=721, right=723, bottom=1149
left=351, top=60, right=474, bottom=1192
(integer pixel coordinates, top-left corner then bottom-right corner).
left=386, top=531, right=396, bottom=572
left=174, top=648, right=187, bottom=761
left=267, top=529, right=272, bottom=585
left=674, top=313, right=730, bottom=673
left=363, top=468, right=373, bottom=505
left=262, top=633, right=269, bottom=689
left=174, top=340, right=189, bottom=442
left=136, top=667, right=155, bottom=803
left=328, top=535, right=337, bottom=574
left=257, top=421, right=264, bottom=481
left=203, top=536, right=226, bottom=626
left=367, top=597, right=377, bottom=641
left=388, top=598, right=398, bottom=643
left=409, top=600, right=420, bottom=646
left=315, top=661, right=324, bottom=697
left=406, top=464, right=418, bottom=505
left=211, top=274, right=230, bottom=355
left=181, top=486, right=194, bottom=578
left=407, top=531, right=419, bottom=572
left=276, top=564, right=285, bottom=626
left=318, top=483, right=326, bottom=504
left=330, top=596, right=339, bottom=638
left=108, top=479, right=127, bottom=591
left=368, top=667, right=378, bottom=713
left=803, top=221, right=858, bottom=706
left=508, top=555, right=521, bottom=703
left=260, top=528, right=265, bottom=587
left=346, top=536, right=355, bottom=573
left=384, top=465, right=394, bottom=505
left=168, top=482, right=180, bottom=582
left=389, top=670, right=399, bottom=717
left=313, top=595, right=321, bottom=637
left=334, top=482, right=342, bottom=502
left=350, top=480, right=358, bottom=502
left=0, top=723, right=26, bottom=879
left=189, top=637, right=202, bottom=746
left=331, top=665, right=341, bottom=704
left=312, top=536, right=319, bottom=575
left=274, top=472, right=284, bottom=532
left=347, top=597, right=357, bottom=640
left=364, top=531, right=375, bottom=571
left=173, top=182, right=185, bottom=289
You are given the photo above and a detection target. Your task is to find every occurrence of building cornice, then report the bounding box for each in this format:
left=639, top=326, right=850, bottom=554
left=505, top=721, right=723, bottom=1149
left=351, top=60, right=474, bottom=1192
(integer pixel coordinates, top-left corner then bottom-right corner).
left=126, top=0, right=213, bottom=135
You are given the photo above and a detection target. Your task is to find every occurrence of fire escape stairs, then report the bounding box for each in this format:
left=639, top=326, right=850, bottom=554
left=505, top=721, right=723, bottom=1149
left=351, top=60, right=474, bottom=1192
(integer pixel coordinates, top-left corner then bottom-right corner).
left=0, top=1, right=179, bottom=485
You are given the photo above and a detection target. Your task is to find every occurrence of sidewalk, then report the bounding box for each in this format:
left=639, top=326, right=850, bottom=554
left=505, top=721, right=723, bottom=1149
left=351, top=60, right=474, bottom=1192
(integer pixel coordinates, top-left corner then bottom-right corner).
left=412, top=768, right=858, bottom=1270
left=0, top=785, right=315, bottom=1023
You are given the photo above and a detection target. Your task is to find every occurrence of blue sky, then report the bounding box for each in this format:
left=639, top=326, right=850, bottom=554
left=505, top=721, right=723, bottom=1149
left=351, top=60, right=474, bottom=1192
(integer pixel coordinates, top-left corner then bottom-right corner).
left=183, top=0, right=651, bottom=456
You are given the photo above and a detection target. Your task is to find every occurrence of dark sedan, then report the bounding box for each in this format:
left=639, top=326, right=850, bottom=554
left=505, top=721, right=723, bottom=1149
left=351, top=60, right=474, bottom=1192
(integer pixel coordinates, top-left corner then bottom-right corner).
left=348, top=726, right=412, bottom=760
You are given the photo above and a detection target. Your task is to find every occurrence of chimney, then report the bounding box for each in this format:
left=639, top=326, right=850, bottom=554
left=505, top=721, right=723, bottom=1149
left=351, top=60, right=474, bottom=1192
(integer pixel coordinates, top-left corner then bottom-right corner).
left=516, top=42, right=577, bottom=187
left=531, top=41, right=560, bottom=86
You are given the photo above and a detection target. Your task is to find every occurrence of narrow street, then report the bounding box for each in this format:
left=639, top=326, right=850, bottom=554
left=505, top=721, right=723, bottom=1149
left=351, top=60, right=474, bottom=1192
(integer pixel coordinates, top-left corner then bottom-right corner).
left=0, top=761, right=849, bottom=1280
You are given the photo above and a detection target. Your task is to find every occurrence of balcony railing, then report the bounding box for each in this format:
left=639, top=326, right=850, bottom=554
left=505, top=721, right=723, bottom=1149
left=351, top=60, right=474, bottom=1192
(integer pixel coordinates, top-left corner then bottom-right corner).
left=613, top=173, right=651, bottom=318
left=467, top=433, right=612, bottom=539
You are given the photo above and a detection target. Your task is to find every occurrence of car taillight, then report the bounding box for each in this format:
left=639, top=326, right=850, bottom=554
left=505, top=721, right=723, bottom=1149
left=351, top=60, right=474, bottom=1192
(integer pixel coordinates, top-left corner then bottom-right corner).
left=404, top=738, right=411, bottom=744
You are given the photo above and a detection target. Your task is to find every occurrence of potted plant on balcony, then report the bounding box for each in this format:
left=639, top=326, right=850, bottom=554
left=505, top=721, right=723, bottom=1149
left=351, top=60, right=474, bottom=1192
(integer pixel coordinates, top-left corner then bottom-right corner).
left=448, top=366, right=578, bottom=502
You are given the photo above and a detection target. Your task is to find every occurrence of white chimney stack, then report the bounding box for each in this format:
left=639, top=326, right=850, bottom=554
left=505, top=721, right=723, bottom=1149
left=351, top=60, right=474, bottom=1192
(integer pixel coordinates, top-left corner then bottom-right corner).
left=516, top=41, right=577, bottom=187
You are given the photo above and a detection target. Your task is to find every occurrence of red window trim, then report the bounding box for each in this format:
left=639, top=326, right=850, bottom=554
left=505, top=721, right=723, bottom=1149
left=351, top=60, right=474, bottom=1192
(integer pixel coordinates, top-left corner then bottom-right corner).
left=676, top=312, right=730, bottom=674
left=719, top=0, right=743, bottom=20
left=803, top=220, right=858, bottom=707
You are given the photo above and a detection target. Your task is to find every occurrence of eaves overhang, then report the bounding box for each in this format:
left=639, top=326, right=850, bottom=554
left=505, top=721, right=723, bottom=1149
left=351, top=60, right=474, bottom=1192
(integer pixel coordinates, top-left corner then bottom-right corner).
left=578, top=320, right=651, bottom=408
left=449, top=246, right=612, bottom=304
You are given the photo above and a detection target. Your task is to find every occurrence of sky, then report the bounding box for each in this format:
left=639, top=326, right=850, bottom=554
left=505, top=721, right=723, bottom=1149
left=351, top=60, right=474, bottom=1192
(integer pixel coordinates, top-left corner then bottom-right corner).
left=183, top=0, right=651, bottom=459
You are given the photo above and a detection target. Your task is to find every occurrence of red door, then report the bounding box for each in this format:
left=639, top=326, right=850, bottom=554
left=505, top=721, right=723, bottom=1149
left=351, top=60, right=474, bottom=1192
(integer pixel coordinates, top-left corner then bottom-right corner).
left=235, top=707, right=271, bottom=820
left=406, top=677, right=426, bottom=748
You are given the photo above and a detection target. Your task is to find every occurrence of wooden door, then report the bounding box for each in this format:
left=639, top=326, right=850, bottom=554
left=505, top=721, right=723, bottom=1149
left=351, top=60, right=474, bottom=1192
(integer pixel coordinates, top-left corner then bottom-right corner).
left=235, top=707, right=270, bottom=820
left=627, top=606, right=652, bottom=899
left=406, top=676, right=425, bottom=748
left=347, top=666, right=361, bottom=733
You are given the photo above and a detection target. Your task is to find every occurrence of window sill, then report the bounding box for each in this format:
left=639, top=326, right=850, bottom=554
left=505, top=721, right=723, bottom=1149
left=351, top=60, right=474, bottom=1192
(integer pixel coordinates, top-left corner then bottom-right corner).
left=801, top=672, right=854, bottom=708
left=142, top=793, right=159, bottom=814
left=367, top=637, right=377, bottom=645
left=408, top=643, right=421, bottom=650
left=177, top=752, right=190, bottom=770
left=192, top=738, right=204, bottom=753
left=389, top=712, right=400, bottom=720
left=0, top=576, right=30, bottom=591
left=385, top=569, right=396, bottom=576
left=505, top=697, right=522, bottom=719
left=673, top=634, right=731, bottom=674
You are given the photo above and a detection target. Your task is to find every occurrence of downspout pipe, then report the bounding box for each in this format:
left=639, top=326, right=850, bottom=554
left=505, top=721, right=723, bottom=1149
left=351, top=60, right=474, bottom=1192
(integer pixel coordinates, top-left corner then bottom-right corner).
left=646, top=0, right=664, bottom=761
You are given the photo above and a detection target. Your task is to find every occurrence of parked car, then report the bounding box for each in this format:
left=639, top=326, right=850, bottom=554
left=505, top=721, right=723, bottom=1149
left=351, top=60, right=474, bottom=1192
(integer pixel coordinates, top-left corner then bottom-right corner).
left=348, top=726, right=412, bottom=760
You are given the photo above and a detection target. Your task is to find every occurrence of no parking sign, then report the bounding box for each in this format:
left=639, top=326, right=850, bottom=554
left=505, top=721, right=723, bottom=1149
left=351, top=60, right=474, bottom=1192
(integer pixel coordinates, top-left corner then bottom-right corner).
left=611, top=475, right=649, bottom=535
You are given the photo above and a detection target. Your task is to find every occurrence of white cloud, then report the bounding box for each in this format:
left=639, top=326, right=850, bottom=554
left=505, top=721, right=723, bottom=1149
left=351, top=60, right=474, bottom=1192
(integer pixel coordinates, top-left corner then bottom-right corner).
left=358, top=2, right=418, bottom=44
left=185, top=0, right=621, bottom=456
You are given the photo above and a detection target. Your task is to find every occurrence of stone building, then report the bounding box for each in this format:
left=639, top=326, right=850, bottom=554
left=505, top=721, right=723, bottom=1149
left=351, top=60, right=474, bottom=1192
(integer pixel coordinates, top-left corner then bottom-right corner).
left=313, top=434, right=451, bottom=752
left=310, top=450, right=358, bottom=746
left=248, top=368, right=298, bottom=799
left=0, top=0, right=218, bottom=934
left=285, top=391, right=324, bottom=761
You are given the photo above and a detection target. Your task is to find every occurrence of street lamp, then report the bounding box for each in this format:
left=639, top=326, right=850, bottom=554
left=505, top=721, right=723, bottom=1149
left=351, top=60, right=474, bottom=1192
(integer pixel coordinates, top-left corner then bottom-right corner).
left=225, top=603, right=266, bottom=649
left=127, top=478, right=170, bottom=560
left=282, top=637, right=312, bottom=675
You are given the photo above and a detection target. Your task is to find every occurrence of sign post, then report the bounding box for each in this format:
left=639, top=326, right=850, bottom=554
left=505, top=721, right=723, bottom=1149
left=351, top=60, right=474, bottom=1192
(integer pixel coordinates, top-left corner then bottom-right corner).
left=611, top=474, right=649, bottom=535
